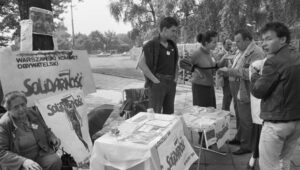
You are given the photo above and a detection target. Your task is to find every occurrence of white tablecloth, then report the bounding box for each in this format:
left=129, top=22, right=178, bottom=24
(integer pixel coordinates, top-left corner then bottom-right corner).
left=90, top=112, right=198, bottom=170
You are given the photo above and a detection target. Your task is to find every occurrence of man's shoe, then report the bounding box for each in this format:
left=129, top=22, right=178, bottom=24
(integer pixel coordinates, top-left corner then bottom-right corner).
left=232, top=148, right=251, bottom=155
left=228, top=139, right=240, bottom=145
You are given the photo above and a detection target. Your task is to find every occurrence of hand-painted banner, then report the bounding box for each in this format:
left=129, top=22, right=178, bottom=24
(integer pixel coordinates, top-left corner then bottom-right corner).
left=0, top=48, right=96, bottom=106
left=156, top=119, right=198, bottom=170
left=35, top=89, right=92, bottom=165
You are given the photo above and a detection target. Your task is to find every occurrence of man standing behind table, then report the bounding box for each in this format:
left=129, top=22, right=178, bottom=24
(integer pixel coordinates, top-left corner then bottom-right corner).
left=216, top=39, right=234, bottom=111
left=137, top=17, right=179, bottom=114
left=250, top=22, right=300, bottom=170
left=218, top=29, right=264, bottom=154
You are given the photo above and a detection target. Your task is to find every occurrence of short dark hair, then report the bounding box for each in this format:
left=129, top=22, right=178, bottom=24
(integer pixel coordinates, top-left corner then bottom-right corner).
left=234, top=29, right=253, bottom=41
left=260, top=22, right=291, bottom=44
left=159, top=17, right=179, bottom=31
left=222, top=38, right=232, bottom=45
left=2, top=91, right=27, bottom=111
left=197, top=31, right=218, bottom=45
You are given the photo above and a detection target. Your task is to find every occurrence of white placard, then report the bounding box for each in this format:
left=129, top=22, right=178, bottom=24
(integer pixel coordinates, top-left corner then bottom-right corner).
left=0, top=48, right=96, bottom=106
left=35, top=89, right=92, bottom=164
left=156, top=120, right=198, bottom=170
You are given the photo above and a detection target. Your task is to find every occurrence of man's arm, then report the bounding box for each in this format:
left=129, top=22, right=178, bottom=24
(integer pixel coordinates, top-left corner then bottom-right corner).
left=137, top=52, right=160, bottom=84
left=227, top=51, right=264, bottom=80
left=250, top=59, right=280, bottom=99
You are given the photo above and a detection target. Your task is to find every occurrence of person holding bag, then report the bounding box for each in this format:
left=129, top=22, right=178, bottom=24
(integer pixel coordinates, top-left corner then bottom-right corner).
left=190, top=31, right=218, bottom=107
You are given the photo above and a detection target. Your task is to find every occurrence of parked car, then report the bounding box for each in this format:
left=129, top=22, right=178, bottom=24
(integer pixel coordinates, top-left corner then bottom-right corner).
left=97, top=52, right=111, bottom=57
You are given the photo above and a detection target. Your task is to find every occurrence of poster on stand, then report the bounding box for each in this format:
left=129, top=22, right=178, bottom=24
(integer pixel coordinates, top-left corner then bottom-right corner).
left=156, top=120, right=198, bottom=170
left=35, top=89, right=92, bottom=165
left=0, top=48, right=96, bottom=106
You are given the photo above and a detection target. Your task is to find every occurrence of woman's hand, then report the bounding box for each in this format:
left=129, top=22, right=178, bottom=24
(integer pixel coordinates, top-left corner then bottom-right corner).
left=49, top=137, right=61, bottom=151
left=23, top=159, right=42, bottom=170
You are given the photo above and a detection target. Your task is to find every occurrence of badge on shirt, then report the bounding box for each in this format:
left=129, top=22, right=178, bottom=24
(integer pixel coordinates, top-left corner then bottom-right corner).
left=166, top=51, right=170, bottom=55
left=31, top=123, right=39, bottom=129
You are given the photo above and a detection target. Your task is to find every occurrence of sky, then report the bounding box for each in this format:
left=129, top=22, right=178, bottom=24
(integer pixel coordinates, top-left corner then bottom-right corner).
left=62, top=0, right=132, bottom=35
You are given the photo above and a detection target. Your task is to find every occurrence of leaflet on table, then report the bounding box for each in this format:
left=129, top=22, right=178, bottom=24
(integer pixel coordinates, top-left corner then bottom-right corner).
left=118, top=122, right=140, bottom=136
left=130, top=112, right=175, bottom=122
left=118, top=121, right=168, bottom=144
left=138, top=124, right=162, bottom=133
left=130, top=113, right=148, bottom=124
left=146, top=119, right=171, bottom=127
left=182, top=114, right=198, bottom=125
left=120, top=131, right=159, bottom=144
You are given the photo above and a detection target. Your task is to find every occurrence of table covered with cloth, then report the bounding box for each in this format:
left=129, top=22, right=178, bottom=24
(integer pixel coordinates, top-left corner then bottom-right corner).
left=180, top=106, right=231, bottom=148
left=90, top=112, right=198, bottom=170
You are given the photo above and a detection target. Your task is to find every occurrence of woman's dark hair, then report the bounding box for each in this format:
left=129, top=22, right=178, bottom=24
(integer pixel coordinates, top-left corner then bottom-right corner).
left=2, top=91, right=27, bottom=111
left=159, top=17, right=179, bottom=31
left=197, top=31, right=218, bottom=45
left=260, top=22, right=291, bottom=44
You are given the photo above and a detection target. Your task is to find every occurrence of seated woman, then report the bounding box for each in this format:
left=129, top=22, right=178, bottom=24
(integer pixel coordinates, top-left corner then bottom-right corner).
left=0, top=91, right=62, bottom=170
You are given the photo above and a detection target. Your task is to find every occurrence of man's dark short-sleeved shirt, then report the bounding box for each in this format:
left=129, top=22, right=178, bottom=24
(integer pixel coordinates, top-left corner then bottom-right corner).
left=156, top=43, right=176, bottom=75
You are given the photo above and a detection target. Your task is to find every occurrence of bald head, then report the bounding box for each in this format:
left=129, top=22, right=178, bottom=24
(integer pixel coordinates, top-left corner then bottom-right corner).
left=223, top=39, right=232, bottom=52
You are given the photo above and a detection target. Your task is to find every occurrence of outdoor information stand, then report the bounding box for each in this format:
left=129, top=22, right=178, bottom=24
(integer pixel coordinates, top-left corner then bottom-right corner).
left=90, top=112, right=198, bottom=170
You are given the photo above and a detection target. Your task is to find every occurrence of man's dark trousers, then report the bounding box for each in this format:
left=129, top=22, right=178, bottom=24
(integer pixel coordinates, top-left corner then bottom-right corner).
left=237, top=101, right=253, bottom=151
left=222, top=77, right=232, bottom=111
left=149, top=75, right=176, bottom=114
left=229, top=80, right=241, bottom=141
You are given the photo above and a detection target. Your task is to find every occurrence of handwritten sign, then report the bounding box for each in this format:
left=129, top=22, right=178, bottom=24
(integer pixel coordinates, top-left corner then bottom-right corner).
left=156, top=119, right=198, bottom=170
left=0, top=48, right=96, bottom=106
left=35, top=89, right=92, bottom=165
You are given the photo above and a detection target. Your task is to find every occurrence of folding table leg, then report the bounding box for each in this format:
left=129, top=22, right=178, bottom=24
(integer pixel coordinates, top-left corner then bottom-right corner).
left=190, top=130, right=227, bottom=170
left=196, top=132, right=204, bottom=170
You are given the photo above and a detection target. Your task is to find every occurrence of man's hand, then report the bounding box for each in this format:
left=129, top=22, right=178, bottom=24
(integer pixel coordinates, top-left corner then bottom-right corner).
left=23, top=159, right=42, bottom=170
left=152, top=78, right=160, bottom=84
left=250, top=66, right=258, bottom=74
left=218, top=67, right=229, bottom=76
left=49, top=137, right=61, bottom=151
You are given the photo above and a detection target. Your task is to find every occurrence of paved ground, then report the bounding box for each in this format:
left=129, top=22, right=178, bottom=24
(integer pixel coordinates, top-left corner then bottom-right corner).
left=86, top=55, right=300, bottom=170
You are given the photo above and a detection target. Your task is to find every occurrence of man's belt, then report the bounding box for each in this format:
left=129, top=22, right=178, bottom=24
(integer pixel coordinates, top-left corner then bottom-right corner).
left=155, top=73, right=174, bottom=80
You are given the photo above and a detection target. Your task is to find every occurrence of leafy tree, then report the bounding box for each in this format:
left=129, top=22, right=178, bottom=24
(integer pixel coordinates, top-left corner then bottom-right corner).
left=73, top=32, right=89, bottom=50
left=55, top=22, right=72, bottom=50
left=104, top=31, right=120, bottom=51
left=87, top=31, right=106, bottom=53
left=220, top=0, right=246, bottom=38
left=117, top=33, right=133, bottom=46
left=109, top=0, right=300, bottom=44
left=109, top=0, right=157, bottom=31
